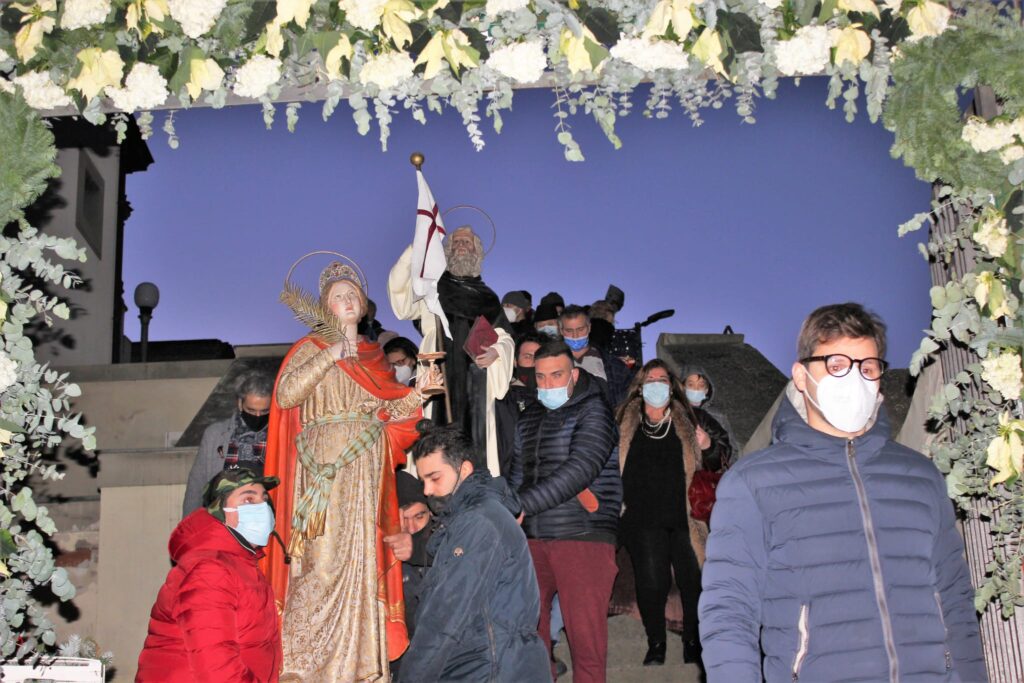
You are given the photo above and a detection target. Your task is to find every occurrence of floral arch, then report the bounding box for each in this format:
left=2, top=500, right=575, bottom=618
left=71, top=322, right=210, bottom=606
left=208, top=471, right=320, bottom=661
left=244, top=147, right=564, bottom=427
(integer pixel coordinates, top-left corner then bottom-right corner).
left=0, top=0, right=1022, bottom=674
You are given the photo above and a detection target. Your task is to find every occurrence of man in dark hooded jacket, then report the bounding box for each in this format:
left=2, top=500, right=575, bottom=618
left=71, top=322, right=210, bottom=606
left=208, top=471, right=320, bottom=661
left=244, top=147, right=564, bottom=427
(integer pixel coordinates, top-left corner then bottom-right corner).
left=397, top=422, right=549, bottom=682
left=699, top=303, right=985, bottom=682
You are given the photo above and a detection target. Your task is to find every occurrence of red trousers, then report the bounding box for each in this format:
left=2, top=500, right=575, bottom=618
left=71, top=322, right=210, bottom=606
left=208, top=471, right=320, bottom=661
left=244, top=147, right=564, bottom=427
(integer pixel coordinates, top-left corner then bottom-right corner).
left=529, top=539, right=618, bottom=683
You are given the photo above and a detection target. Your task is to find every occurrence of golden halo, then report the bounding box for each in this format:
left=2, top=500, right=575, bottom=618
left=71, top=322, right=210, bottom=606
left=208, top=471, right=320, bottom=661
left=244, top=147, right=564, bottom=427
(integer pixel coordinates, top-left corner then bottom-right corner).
left=285, top=250, right=368, bottom=296
left=442, top=205, right=497, bottom=256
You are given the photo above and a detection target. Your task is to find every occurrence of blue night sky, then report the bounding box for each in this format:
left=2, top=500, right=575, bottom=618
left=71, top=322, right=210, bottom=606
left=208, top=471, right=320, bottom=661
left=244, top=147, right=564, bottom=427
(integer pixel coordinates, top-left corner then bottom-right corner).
left=123, top=77, right=932, bottom=372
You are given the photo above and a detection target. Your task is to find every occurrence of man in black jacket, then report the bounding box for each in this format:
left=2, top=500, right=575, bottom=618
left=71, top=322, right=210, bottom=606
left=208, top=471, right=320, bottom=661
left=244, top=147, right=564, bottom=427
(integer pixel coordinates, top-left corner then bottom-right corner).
left=510, top=340, right=622, bottom=683
left=397, top=422, right=549, bottom=682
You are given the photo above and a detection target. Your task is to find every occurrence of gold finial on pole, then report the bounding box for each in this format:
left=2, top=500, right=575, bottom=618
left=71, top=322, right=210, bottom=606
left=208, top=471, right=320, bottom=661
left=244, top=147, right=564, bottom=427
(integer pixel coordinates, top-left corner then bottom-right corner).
left=410, top=152, right=425, bottom=170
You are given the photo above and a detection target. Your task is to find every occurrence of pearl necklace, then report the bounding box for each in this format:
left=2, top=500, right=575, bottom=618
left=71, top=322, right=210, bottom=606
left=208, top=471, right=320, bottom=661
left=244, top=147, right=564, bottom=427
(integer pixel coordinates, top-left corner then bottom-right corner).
left=641, top=412, right=672, bottom=440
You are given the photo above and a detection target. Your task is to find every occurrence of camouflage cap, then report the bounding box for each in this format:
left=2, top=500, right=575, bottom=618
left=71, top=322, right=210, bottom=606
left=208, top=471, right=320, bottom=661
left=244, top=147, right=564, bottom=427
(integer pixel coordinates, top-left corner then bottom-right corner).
left=202, top=467, right=280, bottom=522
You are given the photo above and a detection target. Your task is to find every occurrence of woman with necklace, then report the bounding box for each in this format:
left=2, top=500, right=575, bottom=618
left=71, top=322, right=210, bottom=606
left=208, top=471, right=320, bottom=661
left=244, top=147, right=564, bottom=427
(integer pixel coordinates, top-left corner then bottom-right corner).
left=615, top=359, right=716, bottom=670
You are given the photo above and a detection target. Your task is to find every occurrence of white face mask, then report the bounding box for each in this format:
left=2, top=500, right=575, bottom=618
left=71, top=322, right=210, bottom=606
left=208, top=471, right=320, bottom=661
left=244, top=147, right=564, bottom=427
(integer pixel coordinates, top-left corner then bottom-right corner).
left=503, top=306, right=518, bottom=323
left=394, top=364, right=414, bottom=384
left=803, top=369, right=879, bottom=434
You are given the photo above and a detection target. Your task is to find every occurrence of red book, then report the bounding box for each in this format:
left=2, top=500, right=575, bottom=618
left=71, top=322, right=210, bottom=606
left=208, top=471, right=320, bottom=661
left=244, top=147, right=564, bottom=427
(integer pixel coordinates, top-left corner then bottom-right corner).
left=463, top=315, right=499, bottom=358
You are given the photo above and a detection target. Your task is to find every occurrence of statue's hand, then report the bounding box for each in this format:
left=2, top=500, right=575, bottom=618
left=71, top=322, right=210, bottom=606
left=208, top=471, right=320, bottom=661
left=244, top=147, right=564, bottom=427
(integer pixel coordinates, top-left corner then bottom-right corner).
left=474, top=347, right=499, bottom=369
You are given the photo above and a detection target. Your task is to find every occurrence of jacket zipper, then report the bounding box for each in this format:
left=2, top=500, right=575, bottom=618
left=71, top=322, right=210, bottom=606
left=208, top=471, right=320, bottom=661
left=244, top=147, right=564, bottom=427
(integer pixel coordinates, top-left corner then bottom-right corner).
left=934, top=591, right=953, bottom=671
left=846, top=440, right=899, bottom=683
left=484, top=604, right=498, bottom=681
left=791, top=603, right=810, bottom=681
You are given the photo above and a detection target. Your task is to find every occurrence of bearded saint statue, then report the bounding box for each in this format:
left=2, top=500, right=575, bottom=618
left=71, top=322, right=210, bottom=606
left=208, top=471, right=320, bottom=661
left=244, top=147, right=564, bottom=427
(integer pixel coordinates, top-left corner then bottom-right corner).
left=388, top=225, right=514, bottom=474
left=261, top=261, right=422, bottom=682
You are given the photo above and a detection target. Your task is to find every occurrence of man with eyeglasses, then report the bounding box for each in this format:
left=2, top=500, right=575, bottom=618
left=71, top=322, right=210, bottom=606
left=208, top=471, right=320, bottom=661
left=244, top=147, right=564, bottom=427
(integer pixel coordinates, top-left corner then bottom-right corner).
left=183, top=370, right=275, bottom=517
left=699, top=303, right=985, bottom=683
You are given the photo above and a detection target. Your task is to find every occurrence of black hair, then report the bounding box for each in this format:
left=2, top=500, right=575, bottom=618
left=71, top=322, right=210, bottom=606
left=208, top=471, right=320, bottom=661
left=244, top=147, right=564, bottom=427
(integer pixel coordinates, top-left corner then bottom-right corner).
left=384, top=336, right=420, bottom=361
left=559, top=304, right=588, bottom=322
left=410, top=420, right=476, bottom=470
left=515, top=331, right=544, bottom=356
left=533, top=339, right=573, bottom=363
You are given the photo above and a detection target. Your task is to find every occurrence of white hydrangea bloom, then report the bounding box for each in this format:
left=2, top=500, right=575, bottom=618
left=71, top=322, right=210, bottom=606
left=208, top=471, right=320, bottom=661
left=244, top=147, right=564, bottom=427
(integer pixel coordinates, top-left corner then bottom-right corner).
left=760, top=0, right=783, bottom=8
left=982, top=351, right=1023, bottom=402
left=961, top=118, right=1019, bottom=154
left=0, top=355, right=16, bottom=393
left=12, top=72, right=72, bottom=109
left=358, top=52, right=415, bottom=90
left=1011, top=117, right=1024, bottom=141
left=487, top=41, right=547, bottom=84
left=974, top=214, right=1010, bottom=257
left=232, top=55, right=282, bottom=99
left=0, top=79, right=13, bottom=95
left=107, top=63, right=168, bottom=113
left=486, top=0, right=529, bottom=16
left=774, top=25, right=831, bottom=76
left=610, top=37, right=688, bottom=71
left=340, top=0, right=388, bottom=31
left=0, top=48, right=10, bottom=63
left=167, top=0, right=228, bottom=39
left=1001, top=145, right=1024, bottom=165
left=61, top=0, right=111, bottom=30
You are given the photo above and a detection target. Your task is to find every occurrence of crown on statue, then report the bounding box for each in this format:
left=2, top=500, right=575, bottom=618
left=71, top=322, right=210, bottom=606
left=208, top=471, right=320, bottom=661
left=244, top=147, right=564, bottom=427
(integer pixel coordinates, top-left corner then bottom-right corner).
left=319, top=261, right=363, bottom=294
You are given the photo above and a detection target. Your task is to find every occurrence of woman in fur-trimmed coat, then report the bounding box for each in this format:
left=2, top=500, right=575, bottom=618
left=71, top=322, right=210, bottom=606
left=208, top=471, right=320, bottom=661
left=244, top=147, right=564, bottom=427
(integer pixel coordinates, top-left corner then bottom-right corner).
left=615, top=359, right=712, bottom=668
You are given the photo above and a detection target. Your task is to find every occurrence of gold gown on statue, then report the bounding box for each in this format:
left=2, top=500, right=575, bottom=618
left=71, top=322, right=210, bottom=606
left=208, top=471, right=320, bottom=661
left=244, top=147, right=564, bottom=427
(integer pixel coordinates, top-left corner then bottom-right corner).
left=275, top=341, right=420, bottom=682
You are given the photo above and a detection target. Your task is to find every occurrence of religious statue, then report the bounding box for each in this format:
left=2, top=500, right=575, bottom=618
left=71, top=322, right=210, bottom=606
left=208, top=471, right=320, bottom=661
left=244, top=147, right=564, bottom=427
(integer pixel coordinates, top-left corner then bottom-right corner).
left=262, top=258, right=422, bottom=682
left=388, top=225, right=514, bottom=474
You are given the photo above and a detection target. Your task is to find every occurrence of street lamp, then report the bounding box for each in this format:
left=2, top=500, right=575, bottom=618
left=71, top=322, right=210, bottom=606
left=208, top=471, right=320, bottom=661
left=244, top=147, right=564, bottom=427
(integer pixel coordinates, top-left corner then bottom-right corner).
left=134, top=282, right=159, bottom=363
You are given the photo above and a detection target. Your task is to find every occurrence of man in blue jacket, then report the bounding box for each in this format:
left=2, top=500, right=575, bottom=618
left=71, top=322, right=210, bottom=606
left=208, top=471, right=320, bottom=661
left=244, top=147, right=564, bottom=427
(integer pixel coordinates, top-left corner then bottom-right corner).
left=397, top=421, right=549, bottom=682
left=509, top=339, right=622, bottom=683
left=699, top=302, right=986, bottom=682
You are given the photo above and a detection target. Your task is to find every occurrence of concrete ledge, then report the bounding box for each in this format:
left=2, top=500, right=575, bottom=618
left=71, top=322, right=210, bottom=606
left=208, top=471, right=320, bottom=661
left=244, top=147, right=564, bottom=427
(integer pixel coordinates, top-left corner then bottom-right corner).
left=657, top=332, right=745, bottom=351
left=97, top=448, right=196, bottom=489
left=54, top=359, right=236, bottom=383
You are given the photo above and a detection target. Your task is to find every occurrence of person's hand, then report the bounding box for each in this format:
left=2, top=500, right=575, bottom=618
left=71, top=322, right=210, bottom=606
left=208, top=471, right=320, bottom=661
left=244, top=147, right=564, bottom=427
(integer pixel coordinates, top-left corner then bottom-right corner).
left=695, top=426, right=711, bottom=450
left=383, top=532, right=413, bottom=562
left=474, top=347, right=499, bottom=369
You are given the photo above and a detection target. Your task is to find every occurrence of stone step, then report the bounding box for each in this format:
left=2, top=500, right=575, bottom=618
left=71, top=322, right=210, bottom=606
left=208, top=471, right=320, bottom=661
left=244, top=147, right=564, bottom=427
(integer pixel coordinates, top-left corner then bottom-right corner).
left=551, top=615, right=704, bottom=683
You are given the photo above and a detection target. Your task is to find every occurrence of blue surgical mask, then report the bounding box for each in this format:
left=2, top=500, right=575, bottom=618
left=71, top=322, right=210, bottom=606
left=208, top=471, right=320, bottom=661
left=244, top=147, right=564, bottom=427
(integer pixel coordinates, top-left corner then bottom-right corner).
left=564, top=335, right=589, bottom=352
left=685, top=388, right=707, bottom=405
left=538, top=384, right=571, bottom=410
left=642, top=382, right=671, bottom=409
left=224, top=502, right=275, bottom=547
left=538, top=325, right=560, bottom=339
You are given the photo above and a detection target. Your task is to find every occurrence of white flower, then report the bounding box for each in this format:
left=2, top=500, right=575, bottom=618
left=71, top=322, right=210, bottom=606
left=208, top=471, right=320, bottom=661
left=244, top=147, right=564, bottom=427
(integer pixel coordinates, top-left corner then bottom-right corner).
left=610, top=37, right=688, bottom=71
left=974, top=213, right=1010, bottom=258
left=167, top=0, right=227, bottom=39
left=486, top=0, right=529, bottom=16
left=0, top=79, right=13, bottom=95
left=1011, top=117, right=1024, bottom=142
left=760, top=0, right=783, bottom=7
left=12, top=71, right=72, bottom=109
left=106, top=62, right=168, bottom=113
left=774, top=25, right=831, bottom=76
left=906, top=0, right=951, bottom=41
left=487, top=40, right=547, bottom=84
left=60, top=0, right=111, bottom=30
left=358, top=51, right=415, bottom=90
left=0, top=355, right=16, bottom=393
left=961, top=118, right=1019, bottom=154
left=339, top=0, right=388, bottom=31
left=1000, top=145, right=1024, bottom=165
left=982, top=351, right=1023, bottom=402
left=0, top=48, right=10, bottom=64
left=232, top=55, right=282, bottom=99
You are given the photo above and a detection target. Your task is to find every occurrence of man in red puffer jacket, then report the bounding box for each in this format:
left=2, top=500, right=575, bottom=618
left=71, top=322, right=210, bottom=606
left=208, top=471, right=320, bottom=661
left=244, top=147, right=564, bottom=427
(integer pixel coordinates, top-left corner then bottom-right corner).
left=137, top=468, right=282, bottom=682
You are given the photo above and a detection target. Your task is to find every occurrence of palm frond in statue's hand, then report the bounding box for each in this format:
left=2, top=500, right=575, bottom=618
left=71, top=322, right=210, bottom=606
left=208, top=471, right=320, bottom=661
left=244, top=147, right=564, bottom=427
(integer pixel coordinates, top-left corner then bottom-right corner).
left=280, top=281, right=346, bottom=344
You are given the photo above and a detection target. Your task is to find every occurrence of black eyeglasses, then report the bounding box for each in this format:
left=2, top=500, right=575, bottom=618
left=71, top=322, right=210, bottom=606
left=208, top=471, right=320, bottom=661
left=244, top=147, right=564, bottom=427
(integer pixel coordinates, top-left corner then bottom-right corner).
left=800, top=354, right=888, bottom=381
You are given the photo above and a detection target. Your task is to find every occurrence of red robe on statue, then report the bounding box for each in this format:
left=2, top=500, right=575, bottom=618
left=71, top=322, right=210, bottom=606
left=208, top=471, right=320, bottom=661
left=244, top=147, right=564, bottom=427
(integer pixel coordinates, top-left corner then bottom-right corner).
left=260, top=337, right=421, bottom=663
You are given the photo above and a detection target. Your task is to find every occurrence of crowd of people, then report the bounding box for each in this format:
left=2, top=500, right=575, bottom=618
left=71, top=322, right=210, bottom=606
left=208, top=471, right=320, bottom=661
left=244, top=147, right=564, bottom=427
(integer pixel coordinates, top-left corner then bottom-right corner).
left=136, top=226, right=987, bottom=682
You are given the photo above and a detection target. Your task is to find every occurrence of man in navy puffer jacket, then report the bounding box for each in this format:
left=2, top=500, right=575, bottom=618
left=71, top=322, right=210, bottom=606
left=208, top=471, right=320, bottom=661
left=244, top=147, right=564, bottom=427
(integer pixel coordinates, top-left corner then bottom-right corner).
left=699, top=303, right=986, bottom=683
left=509, top=339, right=622, bottom=683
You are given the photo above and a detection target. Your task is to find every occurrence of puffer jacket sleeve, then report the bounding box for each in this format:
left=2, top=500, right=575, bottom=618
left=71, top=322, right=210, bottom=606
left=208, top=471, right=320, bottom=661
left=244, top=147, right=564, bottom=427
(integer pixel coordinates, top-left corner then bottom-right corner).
left=931, top=476, right=987, bottom=682
left=174, top=558, right=258, bottom=683
left=518, top=396, right=615, bottom=517
left=699, top=469, right=765, bottom=681
left=397, top=515, right=502, bottom=682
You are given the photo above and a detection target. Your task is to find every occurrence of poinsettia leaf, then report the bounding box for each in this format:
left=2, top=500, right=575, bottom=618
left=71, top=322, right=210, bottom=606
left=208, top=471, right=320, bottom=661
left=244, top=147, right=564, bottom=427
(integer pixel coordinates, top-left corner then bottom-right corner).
left=462, top=27, right=489, bottom=61
left=311, top=30, right=342, bottom=58
left=578, top=4, right=619, bottom=47
left=0, top=530, right=15, bottom=559
left=437, top=1, right=463, bottom=24
left=168, top=46, right=203, bottom=95
left=718, top=10, right=762, bottom=54
left=407, top=21, right=433, bottom=58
